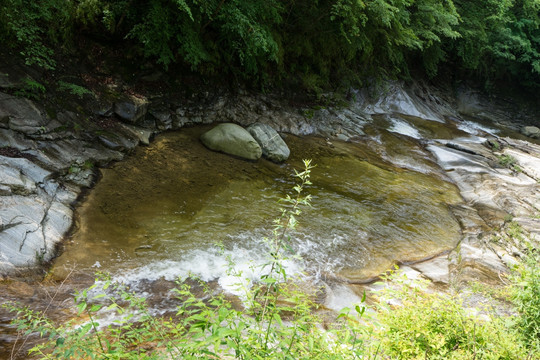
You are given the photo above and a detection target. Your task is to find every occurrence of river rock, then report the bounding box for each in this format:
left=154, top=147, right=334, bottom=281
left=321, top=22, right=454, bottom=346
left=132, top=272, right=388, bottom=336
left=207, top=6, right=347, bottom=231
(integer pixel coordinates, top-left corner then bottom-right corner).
left=247, top=123, right=290, bottom=163
left=520, top=126, right=540, bottom=139
left=200, top=123, right=262, bottom=160
left=114, top=95, right=149, bottom=123
left=0, top=93, right=46, bottom=134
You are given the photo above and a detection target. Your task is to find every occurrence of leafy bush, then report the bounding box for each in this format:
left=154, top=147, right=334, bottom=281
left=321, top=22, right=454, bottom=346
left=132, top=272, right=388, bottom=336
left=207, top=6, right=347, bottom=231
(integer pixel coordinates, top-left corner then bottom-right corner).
left=57, top=81, right=95, bottom=99
left=14, top=77, right=46, bottom=100
left=512, top=242, right=540, bottom=351
left=0, top=0, right=73, bottom=70
left=373, top=272, right=532, bottom=359
left=1, top=0, right=539, bottom=91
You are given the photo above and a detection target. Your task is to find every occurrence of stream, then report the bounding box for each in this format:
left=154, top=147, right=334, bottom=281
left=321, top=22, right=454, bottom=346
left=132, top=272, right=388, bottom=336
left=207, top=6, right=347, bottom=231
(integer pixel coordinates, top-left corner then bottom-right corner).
left=52, top=120, right=465, bottom=294
left=1, top=111, right=520, bottom=358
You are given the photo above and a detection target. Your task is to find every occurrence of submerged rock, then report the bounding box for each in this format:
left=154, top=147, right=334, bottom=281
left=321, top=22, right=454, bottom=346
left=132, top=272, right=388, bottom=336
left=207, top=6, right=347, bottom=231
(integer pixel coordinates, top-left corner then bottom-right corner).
left=200, top=123, right=262, bottom=160
left=247, top=123, right=290, bottom=163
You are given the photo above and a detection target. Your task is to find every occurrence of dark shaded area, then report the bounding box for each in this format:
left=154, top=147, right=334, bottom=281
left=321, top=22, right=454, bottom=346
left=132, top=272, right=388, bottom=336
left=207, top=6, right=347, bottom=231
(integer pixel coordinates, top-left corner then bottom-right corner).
left=0, top=0, right=538, bottom=94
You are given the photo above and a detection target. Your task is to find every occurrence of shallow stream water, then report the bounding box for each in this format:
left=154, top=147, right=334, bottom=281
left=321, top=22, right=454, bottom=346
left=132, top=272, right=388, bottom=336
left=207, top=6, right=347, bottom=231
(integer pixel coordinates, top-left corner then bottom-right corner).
left=5, top=115, right=508, bottom=358
left=50, top=124, right=463, bottom=293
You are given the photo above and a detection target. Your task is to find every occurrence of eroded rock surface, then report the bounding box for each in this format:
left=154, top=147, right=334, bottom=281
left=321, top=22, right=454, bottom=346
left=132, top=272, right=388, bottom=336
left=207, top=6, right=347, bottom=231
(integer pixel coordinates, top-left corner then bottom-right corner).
left=247, top=123, right=290, bottom=163
left=0, top=87, right=152, bottom=276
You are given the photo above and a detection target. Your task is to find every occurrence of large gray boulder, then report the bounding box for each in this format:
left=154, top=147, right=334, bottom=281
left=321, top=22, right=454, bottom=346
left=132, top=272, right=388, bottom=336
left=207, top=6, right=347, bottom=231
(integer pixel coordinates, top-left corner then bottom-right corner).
left=247, top=123, right=290, bottom=163
left=200, top=123, right=262, bottom=160
left=521, top=126, right=540, bottom=139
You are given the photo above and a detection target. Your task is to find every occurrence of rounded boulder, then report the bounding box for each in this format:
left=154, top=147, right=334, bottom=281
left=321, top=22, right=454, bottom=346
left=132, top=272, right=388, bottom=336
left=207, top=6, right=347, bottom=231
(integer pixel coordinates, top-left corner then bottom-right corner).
left=200, top=123, right=262, bottom=160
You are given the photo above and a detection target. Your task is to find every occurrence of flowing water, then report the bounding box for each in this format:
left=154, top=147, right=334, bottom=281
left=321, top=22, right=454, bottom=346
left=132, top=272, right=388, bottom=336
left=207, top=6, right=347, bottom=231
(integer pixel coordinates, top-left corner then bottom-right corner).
left=51, top=124, right=463, bottom=290
left=2, top=118, right=475, bottom=358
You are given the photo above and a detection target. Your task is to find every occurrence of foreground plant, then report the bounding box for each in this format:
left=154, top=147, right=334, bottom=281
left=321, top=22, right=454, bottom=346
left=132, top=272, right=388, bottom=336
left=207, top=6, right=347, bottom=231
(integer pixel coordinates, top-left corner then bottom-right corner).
left=372, top=271, right=532, bottom=359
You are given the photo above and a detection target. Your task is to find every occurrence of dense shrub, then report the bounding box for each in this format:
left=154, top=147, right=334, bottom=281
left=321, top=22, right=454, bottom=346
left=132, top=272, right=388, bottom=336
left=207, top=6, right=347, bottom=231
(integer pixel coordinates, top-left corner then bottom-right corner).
left=373, top=272, right=531, bottom=359
left=512, top=243, right=540, bottom=351
left=1, top=0, right=539, bottom=91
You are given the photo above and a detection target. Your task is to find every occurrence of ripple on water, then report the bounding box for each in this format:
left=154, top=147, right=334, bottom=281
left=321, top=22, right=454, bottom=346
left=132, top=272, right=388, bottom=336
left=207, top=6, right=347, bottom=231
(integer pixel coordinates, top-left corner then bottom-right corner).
left=51, top=126, right=463, bottom=288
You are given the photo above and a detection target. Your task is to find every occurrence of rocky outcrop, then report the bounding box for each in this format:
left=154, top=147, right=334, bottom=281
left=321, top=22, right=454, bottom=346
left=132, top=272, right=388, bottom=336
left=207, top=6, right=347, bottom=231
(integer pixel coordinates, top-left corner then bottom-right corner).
left=521, top=126, right=540, bottom=139
left=0, top=88, right=153, bottom=276
left=247, top=123, right=290, bottom=163
left=200, top=123, right=262, bottom=160
left=113, top=95, right=149, bottom=123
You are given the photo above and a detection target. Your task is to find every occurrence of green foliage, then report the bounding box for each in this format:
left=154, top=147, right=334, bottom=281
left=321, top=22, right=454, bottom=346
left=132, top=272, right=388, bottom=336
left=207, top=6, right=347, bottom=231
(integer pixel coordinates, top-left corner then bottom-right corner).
left=1, top=0, right=538, bottom=91
left=453, top=0, right=540, bottom=89
left=95, top=0, right=282, bottom=79
left=0, top=0, right=73, bottom=70
left=497, top=154, right=522, bottom=172
left=57, top=81, right=95, bottom=99
left=14, top=77, right=46, bottom=100
left=512, top=241, right=540, bottom=351
left=373, top=272, right=532, bottom=359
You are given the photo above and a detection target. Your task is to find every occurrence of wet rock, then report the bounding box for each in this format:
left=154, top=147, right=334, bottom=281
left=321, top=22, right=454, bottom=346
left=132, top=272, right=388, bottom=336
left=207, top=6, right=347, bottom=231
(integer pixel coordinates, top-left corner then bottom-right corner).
left=0, top=183, right=74, bottom=274
left=88, top=98, right=114, bottom=117
left=520, top=126, right=540, bottom=139
left=0, top=164, right=36, bottom=195
left=150, top=108, right=172, bottom=130
left=354, top=81, right=453, bottom=122
left=247, top=123, right=290, bottom=163
left=428, top=144, right=540, bottom=225
left=114, top=95, right=149, bottom=123
left=0, top=196, right=47, bottom=271
left=201, top=123, right=262, bottom=160
left=449, top=204, right=489, bottom=233
left=455, top=87, right=518, bottom=128
left=310, top=108, right=368, bottom=139
left=118, top=123, right=154, bottom=146
left=503, top=146, right=540, bottom=180
left=64, top=166, right=95, bottom=188
left=513, top=217, right=540, bottom=238
left=456, top=242, right=508, bottom=284
left=0, top=156, right=51, bottom=185
left=444, top=140, right=497, bottom=161
left=0, top=129, right=37, bottom=151
left=42, top=201, right=72, bottom=247
left=97, top=123, right=147, bottom=151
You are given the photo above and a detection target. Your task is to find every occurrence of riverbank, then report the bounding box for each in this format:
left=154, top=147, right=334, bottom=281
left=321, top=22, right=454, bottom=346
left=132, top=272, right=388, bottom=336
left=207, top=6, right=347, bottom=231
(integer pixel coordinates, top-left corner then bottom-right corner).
left=1, top=61, right=539, bottom=358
